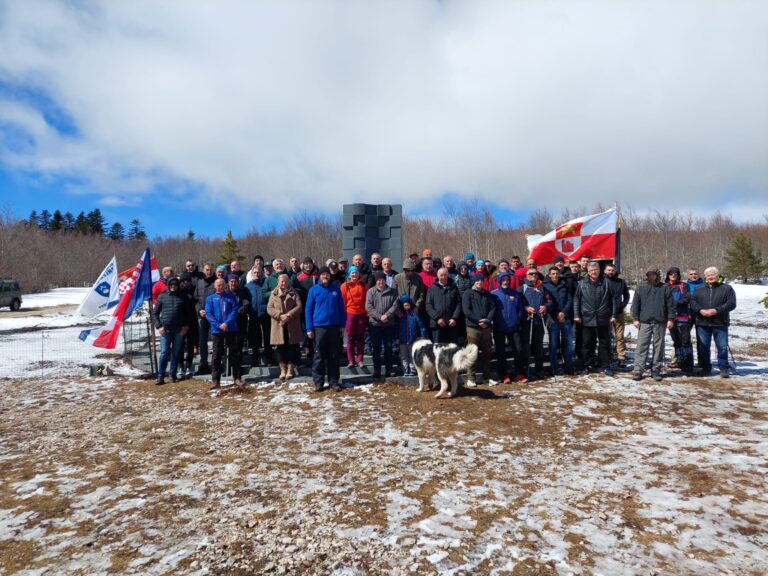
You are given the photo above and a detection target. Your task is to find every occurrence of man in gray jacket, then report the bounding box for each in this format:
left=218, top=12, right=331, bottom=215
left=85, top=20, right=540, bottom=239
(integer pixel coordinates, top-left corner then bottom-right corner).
left=365, top=272, right=399, bottom=379
left=631, top=270, right=675, bottom=381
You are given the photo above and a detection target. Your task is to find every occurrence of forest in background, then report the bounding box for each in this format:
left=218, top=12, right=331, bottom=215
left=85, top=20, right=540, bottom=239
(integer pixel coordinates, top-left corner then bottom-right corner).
left=1, top=203, right=766, bottom=293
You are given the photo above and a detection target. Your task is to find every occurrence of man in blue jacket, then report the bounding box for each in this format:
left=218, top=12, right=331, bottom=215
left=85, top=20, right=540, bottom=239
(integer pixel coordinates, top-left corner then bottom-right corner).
left=491, top=272, right=528, bottom=383
left=205, top=277, right=241, bottom=390
left=306, top=267, right=347, bottom=392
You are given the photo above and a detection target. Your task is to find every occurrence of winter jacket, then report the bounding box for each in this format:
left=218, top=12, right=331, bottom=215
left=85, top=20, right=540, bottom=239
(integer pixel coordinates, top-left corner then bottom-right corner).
left=687, top=277, right=704, bottom=295
left=455, top=273, right=473, bottom=295
left=205, top=291, right=239, bottom=334
left=267, top=287, right=303, bottom=345
left=491, top=286, right=526, bottom=332
left=341, top=279, right=368, bottom=315
left=690, top=282, right=737, bottom=327
left=543, top=279, right=573, bottom=320
left=365, top=285, right=399, bottom=327
left=231, top=286, right=252, bottom=329
left=631, top=281, right=675, bottom=324
left=263, top=270, right=289, bottom=301
left=295, top=269, right=319, bottom=303
left=245, top=278, right=269, bottom=318
left=398, top=298, right=428, bottom=344
left=667, top=281, right=692, bottom=323
left=425, top=280, right=462, bottom=329
left=419, top=269, right=438, bottom=291
left=305, top=282, right=346, bottom=331
left=606, top=275, right=630, bottom=313
left=461, top=288, right=497, bottom=329
left=573, top=277, right=619, bottom=326
left=394, top=271, right=425, bottom=310
left=561, top=269, right=579, bottom=296
left=151, top=278, right=168, bottom=304
left=193, top=275, right=216, bottom=314
left=152, top=289, right=191, bottom=330
left=521, top=279, right=553, bottom=325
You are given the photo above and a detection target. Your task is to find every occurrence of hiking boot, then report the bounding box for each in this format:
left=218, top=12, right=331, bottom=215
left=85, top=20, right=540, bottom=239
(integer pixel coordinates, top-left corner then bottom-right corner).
left=195, top=364, right=211, bottom=376
left=515, top=374, right=529, bottom=383
left=502, top=376, right=512, bottom=384
left=720, top=367, right=730, bottom=379
left=652, top=371, right=662, bottom=382
left=286, top=363, right=296, bottom=381
left=465, top=380, right=477, bottom=388
left=632, top=373, right=643, bottom=381
left=278, top=363, right=287, bottom=382
left=486, top=378, right=499, bottom=386
left=604, top=368, right=614, bottom=377
left=209, top=380, right=221, bottom=391
left=155, top=375, right=165, bottom=386
left=332, top=383, right=343, bottom=392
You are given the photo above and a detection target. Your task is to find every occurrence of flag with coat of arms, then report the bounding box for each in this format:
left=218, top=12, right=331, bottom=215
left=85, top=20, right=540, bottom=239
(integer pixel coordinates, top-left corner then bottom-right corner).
left=526, top=208, right=619, bottom=264
left=79, top=248, right=158, bottom=349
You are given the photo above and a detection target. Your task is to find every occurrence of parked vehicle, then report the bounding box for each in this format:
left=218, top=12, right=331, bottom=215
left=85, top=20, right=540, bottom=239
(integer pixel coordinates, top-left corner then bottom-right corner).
left=0, top=278, right=22, bottom=311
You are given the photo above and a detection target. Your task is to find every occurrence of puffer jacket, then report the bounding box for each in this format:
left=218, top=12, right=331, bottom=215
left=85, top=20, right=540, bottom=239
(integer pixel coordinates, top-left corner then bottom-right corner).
left=398, top=297, right=427, bottom=344
left=573, top=277, right=619, bottom=326
left=690, top=282, right=737, bottom=327
left=152, top=289, right=190, bottom=330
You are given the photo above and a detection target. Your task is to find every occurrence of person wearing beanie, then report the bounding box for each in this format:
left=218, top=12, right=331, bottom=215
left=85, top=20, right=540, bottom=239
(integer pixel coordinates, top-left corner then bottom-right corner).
left=341, top=266, right=368, bottom=368
left=631, top=269, right=675, bottom=381
left=305, top=266, right=346, bottom=392
left=464, top=252, right=476, bottom=270
left=426, top=267, right=461, bottom=344
left=205, top=277, right=241, bottom=389
left=462, top=272, right=497, bottom=386
left=397, top=294, right=427, bottom=376
left=492, top=271, right=529, bottom=383
left=394, top=258, right=424, bottom=315
left=665, top=266, right=693, bottom=371
left=365, top=270, right=399, bottom=378
left=152, top=275, right=191, bottom=385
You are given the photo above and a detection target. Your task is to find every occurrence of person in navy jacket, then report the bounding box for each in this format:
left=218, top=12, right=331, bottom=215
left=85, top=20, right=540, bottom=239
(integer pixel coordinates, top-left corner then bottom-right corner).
left=305, top=267, right=347, bottom=392
left=205, top=277, right=241, bottom=389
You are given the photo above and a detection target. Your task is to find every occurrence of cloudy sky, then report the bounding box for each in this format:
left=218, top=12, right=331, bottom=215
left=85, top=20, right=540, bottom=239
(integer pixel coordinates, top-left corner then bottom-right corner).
left=1, top=0, right=766, bottom=237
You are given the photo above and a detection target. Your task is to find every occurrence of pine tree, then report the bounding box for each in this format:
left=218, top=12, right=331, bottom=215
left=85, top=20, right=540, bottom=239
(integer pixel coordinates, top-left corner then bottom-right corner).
left=128, top=219, right=146, bottom=241
left=86, top=209, right=106, bottom=235
left=187, top=230, right=195, bottom=241
left=74, top=211, right=89, bottom=234
left=724, top=233, right=765, bottom=282
left=218, top=230, right=243, bottom=265
left=63, top=211, right=75, bottom=231
left=108, top=222, right=126, bottom=241
left=28, top=210, right=39, bottom=227
left=50, top=210, right=64, bottom=231
left=38, top=209, right=51, bottom=230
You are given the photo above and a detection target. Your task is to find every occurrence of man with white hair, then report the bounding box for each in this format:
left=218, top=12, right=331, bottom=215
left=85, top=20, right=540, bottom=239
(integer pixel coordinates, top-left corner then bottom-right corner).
left=690, top=266, right=737, bottom=378
left=574, top=261, right=620, bottom=376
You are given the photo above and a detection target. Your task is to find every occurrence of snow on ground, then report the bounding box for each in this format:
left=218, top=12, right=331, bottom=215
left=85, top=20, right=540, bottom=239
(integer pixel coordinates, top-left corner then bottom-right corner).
left=15, top=287, right=89, bottom=309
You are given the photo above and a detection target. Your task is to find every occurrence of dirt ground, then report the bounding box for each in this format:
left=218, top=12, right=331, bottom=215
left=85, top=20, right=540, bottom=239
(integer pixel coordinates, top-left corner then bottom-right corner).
left=0, top=372, right=766, bottom=575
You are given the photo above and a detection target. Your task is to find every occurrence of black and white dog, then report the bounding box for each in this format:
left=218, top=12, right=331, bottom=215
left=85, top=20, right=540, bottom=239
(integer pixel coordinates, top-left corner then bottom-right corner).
left=412, top=339, right=479, bottom=399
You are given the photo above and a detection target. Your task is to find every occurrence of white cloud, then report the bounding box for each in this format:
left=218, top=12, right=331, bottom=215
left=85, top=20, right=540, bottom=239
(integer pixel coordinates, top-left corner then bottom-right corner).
left=1, top=0, right=766, bottom=217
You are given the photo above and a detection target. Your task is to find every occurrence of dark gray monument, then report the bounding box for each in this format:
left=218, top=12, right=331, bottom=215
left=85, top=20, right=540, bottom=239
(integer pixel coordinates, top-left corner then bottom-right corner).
left=342, top=204, right=403, bottom=265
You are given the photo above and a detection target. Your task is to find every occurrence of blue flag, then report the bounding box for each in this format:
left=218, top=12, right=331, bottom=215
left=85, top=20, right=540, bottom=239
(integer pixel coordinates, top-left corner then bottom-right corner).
left=125, top=248, right=153, bottom=319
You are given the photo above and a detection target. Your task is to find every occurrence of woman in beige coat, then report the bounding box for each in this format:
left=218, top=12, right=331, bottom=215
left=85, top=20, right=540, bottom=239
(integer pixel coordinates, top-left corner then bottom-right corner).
left=267, top=273, right=303, bottom=381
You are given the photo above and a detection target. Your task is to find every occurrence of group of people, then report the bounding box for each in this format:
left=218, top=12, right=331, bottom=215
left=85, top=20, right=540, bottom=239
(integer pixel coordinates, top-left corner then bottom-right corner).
left=149, top=249, right=737, bottom=391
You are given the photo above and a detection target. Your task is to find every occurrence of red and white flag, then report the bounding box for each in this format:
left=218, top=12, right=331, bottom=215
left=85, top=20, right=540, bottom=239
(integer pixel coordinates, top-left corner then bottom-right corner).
left=526, top=208, right=618, bottom=264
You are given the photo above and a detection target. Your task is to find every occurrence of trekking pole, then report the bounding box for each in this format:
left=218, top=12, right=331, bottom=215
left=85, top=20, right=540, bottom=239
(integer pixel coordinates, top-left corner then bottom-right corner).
left=727, top=344, right=737, bottom=375
left=540, top=314, right=557, bottom=383
left=527, top=315, right=534, bottom=380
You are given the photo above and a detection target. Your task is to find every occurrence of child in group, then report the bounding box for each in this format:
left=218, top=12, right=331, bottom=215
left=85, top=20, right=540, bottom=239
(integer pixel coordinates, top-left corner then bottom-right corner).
left=398, top=294, right=427, bottom=376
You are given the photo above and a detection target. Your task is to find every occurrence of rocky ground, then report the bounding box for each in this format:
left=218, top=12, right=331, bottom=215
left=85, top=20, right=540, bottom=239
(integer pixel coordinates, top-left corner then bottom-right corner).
left=1, top=367, right=767, bottom=575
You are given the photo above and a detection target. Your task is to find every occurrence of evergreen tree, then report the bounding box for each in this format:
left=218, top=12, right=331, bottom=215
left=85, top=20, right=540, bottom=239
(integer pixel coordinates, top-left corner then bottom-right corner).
left=86, top=209, right=106, bottom=235
left=724, top=233, right=765, bottom=282
left=187, top=230, right=195, bottom=241
left=38, top=209, right=51, bottom=230
left=74, top=211, right=89, bottom=234
left=28, top=210, right=39, bottom=227
left=63, top=211, right=75, bottom=231
left=128, top=218, right=146, bottom=240
left=218, top=230, right=244, bottom=265
left=108, top=222, right=126, bottom=241
left=50, top=210, right=64, bottom=231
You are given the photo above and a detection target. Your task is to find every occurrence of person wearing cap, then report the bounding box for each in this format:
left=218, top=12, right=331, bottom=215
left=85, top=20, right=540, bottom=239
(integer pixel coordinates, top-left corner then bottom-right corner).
left=205, top=277, right=241, bottom=389
left=263, top=259, right=274, bottom=277
left=491, top=272, right=528, bottom=383
left=604, top=263, right=630, bottom=369
left=397, top=294, right=428, bottom=376
left=394, top=258, right=425, bottom=323
left=178, top=272, right=198, bottom=379
left=152, top=276, right=191, bottom=385
left=426, top=267, right=461, bottom=344
left=690, top=266, right=737, bottom=378
left=365, top=271, right=399, bottom=378
left=337, top=256, right=349, bottom=280
left=462, top=272, right=497, bottom=386
left=408, top=253, right=420, bottom=270
left=228, top=273, right=252, bottom=377
left=341, top=265, right=369, bottom=368
left=631, top=270, right=675, bottom=381
left=330, top=258, right=346, bottom=284
left=306, top=266, right=347, bottom=392
left=574, top=261, right=620, bottom=376
left=665, top=266, right=693, bottom=372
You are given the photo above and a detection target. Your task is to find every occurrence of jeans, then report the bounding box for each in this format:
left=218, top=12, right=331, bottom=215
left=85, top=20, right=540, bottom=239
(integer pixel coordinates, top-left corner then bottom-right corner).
left=548, top=319, right=574, bottom=371
left=696, top=325, right=729, bottom=372
left=159, top=328, right=184, bottom=377
left=370, top=325, right=396, bottom=373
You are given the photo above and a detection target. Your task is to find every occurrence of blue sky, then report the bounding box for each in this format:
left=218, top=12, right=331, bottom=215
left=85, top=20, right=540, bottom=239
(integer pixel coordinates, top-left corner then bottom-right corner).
left=1, top=2, right=766, bottom=238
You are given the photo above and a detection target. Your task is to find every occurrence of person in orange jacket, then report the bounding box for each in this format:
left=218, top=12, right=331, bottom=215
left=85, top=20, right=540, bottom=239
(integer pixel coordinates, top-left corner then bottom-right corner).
left=341, top=266, right=369, bottom=368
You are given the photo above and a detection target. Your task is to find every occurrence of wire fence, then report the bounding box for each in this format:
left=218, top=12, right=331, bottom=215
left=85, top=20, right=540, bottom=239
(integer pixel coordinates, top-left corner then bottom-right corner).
left=0, top=307, right=155, bottom=380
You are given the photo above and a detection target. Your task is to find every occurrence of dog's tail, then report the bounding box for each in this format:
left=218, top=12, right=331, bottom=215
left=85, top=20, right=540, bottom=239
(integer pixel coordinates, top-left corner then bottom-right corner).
left=453, top=343, right=478, bottom=372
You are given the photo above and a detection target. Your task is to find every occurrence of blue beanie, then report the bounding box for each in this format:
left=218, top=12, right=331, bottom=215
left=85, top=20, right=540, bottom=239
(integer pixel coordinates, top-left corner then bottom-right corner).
left=471, top=272, right=484, bottom=284
left=465, top=251, right=475, bottom=260
left=347, top=265, right=359, bottom=279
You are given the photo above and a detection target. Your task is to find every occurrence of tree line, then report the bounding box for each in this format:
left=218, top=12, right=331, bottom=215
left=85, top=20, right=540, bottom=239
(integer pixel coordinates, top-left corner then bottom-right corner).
left=27, top=208, right=147, bottom=241
left=1, top=205, right=765, bottom=294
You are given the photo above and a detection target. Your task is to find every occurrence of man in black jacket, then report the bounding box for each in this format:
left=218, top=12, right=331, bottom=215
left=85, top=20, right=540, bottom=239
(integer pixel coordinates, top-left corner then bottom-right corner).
left=631, top=270, right=675, bottom=381
left=178, top=272, right=198, bottom=379
left=193, top=263, right=220, bottom=375
left=426, top=268, right=462, bottom=344
left=690, top=266, right=737, bottom=378
left=604, top=263, right=631, bottom=369
left=152, top=277, right=190, bottom=385
left=462, top=272, right=497, bottom=386
left=574, top=261, right=619, bottom=376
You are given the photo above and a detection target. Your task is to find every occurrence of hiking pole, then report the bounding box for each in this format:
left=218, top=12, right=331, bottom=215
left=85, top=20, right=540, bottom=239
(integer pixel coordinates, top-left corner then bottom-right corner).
left=527, top=315, right=534, bottom=380
left=540, top=314, right=557, bottom=383
left=727, top=344, right=737, bottom=375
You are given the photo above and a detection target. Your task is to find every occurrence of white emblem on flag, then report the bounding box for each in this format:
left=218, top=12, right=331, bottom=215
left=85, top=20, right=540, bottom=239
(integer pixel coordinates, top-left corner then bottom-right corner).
left=555, top=236, right=582, bottom=256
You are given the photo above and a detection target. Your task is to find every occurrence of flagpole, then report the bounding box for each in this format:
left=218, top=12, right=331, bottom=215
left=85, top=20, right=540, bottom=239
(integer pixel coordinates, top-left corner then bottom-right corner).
left=615, top=206, right=622, bottom=273
left=147, top=297, right=158, bottom=376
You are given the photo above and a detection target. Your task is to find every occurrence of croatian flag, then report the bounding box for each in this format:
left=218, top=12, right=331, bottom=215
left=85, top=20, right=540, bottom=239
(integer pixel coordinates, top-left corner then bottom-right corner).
left=79, top=248, right=155, bottom=349
left=526, top=208, right=618, bottom=264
